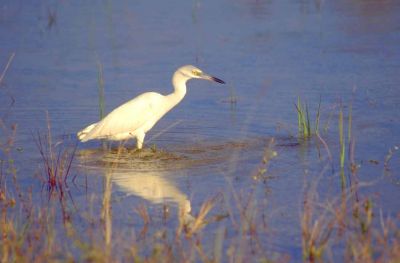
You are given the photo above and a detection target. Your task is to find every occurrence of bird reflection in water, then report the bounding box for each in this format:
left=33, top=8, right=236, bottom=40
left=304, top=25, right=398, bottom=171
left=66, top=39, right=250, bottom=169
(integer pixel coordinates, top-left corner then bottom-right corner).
left=110, top=169, right=194, bottom=224
left=77, top=146, right=195, bottom=224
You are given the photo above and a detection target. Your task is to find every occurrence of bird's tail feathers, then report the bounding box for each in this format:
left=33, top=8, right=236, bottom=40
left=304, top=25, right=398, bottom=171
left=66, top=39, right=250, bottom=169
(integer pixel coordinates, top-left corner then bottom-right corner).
left=77, top=123, right=97, bottom=142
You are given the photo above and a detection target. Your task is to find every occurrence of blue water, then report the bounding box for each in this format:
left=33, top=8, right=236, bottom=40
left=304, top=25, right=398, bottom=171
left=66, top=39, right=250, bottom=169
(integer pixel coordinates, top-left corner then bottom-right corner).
left=0, top=0, right=399, bottom=260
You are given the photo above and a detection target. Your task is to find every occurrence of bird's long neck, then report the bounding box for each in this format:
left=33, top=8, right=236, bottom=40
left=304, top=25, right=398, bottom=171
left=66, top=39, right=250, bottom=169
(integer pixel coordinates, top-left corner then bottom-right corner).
left=166, top=71, right=189, bottom=109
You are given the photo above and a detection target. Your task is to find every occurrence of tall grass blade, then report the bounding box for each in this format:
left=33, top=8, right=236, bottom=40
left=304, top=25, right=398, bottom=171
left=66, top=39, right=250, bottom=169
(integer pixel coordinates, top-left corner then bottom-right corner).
left=0, top=52, right=15, bottom=85
left=96, top=59, right=105, bottom=120
left=297, top=96, right=302, bottom=135
left=306, top=103, right=311, bottom=137
left=339, top=106, right=345, bottom=169
left=348, top=103, right=352, bottom=142
left=315, top=96, right=321, bottom=134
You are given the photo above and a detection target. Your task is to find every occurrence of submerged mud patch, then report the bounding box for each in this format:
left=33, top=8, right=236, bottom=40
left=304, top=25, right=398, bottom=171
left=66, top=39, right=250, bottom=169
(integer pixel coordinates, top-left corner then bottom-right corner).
left=75, top=137, right=273, bottom=172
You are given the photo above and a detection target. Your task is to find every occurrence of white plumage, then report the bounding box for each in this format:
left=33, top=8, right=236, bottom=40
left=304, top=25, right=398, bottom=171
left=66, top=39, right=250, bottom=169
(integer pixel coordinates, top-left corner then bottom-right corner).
left=77, top=65, right=225, bottom=149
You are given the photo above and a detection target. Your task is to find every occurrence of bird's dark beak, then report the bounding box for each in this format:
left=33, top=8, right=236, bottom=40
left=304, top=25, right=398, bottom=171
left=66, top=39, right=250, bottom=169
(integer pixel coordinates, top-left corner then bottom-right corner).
left=210, top=76, right=225, bottom=84
left=201, top=72, right=225, bottom=84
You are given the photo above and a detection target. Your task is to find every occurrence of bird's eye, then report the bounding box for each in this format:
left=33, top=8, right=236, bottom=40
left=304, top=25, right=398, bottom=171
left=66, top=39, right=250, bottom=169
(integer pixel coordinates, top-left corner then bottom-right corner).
left=192, top=70, right=202, bottom=76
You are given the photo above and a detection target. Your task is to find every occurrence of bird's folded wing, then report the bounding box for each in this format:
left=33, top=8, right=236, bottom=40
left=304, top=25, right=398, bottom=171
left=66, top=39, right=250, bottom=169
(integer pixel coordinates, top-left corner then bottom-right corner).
left=83, top=93, right=162, bottom=140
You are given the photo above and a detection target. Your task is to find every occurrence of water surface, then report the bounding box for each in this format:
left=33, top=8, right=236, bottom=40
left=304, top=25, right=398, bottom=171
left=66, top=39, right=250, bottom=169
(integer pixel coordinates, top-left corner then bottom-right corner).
left=0, top=0, right=399, bottom=260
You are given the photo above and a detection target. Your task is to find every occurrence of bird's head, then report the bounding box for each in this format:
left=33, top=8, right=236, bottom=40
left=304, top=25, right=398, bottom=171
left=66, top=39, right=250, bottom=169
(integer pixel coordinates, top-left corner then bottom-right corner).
left=177, top=65, right=225, bottom=84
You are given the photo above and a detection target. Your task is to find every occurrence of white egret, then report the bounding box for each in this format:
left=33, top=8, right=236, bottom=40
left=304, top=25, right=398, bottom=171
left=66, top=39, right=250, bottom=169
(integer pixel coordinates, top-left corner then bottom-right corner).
left=77, top=65, right=225, bottom=149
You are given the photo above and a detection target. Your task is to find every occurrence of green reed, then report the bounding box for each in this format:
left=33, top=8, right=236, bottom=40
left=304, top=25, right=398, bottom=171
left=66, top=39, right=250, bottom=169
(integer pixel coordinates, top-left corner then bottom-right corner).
left=295, top=96, right=321, bottom=139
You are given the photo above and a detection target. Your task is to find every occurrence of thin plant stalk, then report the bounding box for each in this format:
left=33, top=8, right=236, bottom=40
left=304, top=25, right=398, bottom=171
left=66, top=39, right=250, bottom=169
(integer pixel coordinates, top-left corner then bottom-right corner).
left=96, top=58, right=108, bottom=149
left=348, top=103, right=352, bottom=142
left=338, top=105, right=347, bottom=191
left=97, top=59, right=105, bottom=120
left=102, top=168, right=112, bottom=257
left=315, top=96, right=321, bottom=135
left=297, top=96, right=302, bottom=136
left=306, top=104, right=311, bottom=137
left=339, top=106, right=345, bottom=169
left=0, top=52, right=15, bottom=85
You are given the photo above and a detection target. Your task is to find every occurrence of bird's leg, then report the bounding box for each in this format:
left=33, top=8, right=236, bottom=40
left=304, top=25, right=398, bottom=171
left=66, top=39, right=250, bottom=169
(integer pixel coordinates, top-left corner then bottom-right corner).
left=136, top=132, right=145, bottom=150
left=116, top=140, right=129, bottom=153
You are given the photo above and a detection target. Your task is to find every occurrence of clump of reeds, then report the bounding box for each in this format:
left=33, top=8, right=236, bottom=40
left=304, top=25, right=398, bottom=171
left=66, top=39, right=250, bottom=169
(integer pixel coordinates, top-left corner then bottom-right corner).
left=34, top=113, right=77, bottom=195
left=295, top=96, right=321, bottom=139
left=337, top=101, right=359, bottom=191
left=301, top=175, right=335, bottom=263
left=301, top=173, right=400, bottom=263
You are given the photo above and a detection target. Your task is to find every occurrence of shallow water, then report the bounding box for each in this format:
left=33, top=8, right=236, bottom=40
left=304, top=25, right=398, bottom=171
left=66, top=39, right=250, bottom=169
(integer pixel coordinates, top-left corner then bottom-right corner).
left=0, top=0, right=399, bottom=260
